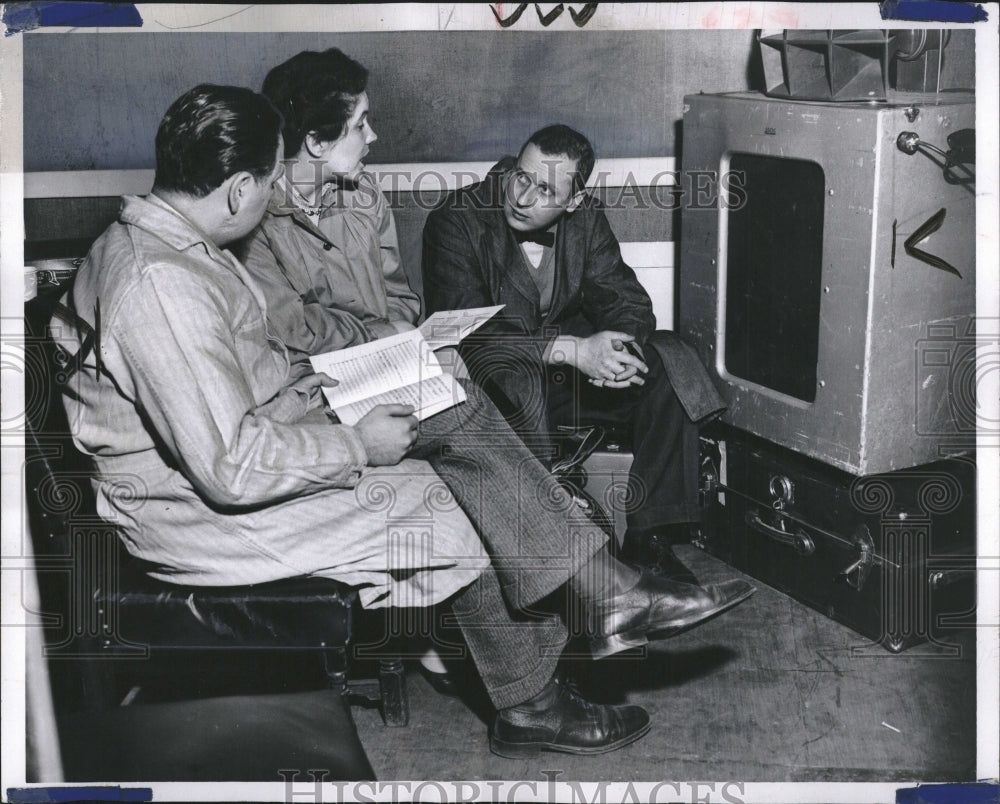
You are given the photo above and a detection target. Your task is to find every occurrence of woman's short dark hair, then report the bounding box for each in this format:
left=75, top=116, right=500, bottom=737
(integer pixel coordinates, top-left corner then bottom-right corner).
left=153, top=84, right=282, bottom=198
left=261, top=48, right=369, bottom=158
left=521, top=125, right=596, bottom=193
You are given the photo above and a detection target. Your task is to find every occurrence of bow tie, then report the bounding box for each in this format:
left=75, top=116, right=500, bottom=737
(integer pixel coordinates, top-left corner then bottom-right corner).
left=514, top=229, right=556, bottom=248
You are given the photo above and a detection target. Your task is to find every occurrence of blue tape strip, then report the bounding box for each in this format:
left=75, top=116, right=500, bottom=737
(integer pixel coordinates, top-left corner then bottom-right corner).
left=3, top=2, right=142, bottom=36
left=881, top=0, right=989, bottom=22
left=6, top=788, right=153, bottom=803
left=897, top=783, right=1000, bottom=804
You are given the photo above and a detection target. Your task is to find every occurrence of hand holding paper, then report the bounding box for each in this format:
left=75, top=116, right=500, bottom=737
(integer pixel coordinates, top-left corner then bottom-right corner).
left=309, top=329, right=466, bottom=425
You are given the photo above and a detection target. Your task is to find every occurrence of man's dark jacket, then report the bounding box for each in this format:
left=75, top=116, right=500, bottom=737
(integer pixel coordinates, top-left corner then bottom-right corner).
left=423, top=157, right=726, bottom=428
left=422, top=157, right=657, bottom=415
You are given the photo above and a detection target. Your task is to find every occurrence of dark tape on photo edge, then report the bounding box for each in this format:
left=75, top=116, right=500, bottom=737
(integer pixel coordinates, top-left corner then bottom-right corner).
left=880, top=0, right=989, bottom=23
left=896, top=783, right=1000, bottom=804
left=3, top=2, right=142, bottom=36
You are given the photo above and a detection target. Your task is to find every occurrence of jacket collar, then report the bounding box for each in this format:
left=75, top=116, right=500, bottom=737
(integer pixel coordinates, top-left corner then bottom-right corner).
left=470, top=157, right=516, bottom=210
left=266, top=177, right=348, bottom=219
left=262, top=182, right=339, bottom=250
left=267, top=177, right=315, bottom=217
left=119, top=194, right=274, bottom=319
left=121, top=194, right=222, bottom=255
left=470, top=161, right=539, bottom=308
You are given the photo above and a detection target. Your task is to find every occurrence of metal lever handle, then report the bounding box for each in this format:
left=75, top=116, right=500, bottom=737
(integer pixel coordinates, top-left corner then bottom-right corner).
left=746, top=510, right=815, bottom=555
left=929, top=569, right=975, bottom=589
left=839, top=525, right=874, bottom=591
left=839, top=556, right=867, bottom=586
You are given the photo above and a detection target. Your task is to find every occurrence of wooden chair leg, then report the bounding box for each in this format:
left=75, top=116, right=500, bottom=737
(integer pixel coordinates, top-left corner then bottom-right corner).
left=335, top=648, right=409, bottom=727
left=377, top=658, right=408, bottom=727
left=320, top=646, right=349, bottom=697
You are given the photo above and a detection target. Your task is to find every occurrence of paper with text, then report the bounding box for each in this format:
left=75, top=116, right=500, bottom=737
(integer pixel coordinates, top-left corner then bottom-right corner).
left=309, top=329, right=466, bottom=425
left=418, top=305, right=504, bottom=349
left=334, top=373, right=466, bottom=426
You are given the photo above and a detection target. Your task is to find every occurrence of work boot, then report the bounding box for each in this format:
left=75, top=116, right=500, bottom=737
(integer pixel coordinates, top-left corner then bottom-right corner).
left=588, top=571, right=755, bottom=659
left=490, top=676, right=650, bottom=758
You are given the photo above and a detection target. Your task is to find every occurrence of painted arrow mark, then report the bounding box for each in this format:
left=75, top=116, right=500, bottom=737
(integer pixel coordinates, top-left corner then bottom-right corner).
left=492, top=3, right=598, bottom=27
left=569, top=3, right=598, bottom=25
left=902, top=207, right=963, bottom=278
left=537, top=3, right=565, bottom=25
left=492, top=3, right=529, bottom=27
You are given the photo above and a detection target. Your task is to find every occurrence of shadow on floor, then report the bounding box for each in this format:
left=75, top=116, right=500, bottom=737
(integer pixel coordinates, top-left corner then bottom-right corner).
left=351, top=546, right=978, bottom=783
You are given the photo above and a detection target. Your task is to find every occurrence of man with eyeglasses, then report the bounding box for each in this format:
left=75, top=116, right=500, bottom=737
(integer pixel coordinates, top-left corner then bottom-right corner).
left=423, top=125, right=726, bottom=583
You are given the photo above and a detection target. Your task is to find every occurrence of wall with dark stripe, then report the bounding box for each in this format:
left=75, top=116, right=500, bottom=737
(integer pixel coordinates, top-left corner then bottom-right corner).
left=22, top=29, right=760, bottom=325
left=23, top=30, right=759, bottom=171
left=24, top=182, right=680, bottom=321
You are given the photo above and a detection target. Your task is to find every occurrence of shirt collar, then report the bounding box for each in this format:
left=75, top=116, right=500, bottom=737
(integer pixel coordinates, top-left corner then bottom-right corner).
left=274, top=175, right=325, bottom=218
left=120, top=193, right=221, bottom=254
left=121, top=194, right=277, bottom=319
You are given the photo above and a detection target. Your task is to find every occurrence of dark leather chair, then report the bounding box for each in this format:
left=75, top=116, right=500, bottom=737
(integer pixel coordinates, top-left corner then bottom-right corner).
left=56, top=689, right=378, bottom=782
left=24, top=267, right=408, bottom=779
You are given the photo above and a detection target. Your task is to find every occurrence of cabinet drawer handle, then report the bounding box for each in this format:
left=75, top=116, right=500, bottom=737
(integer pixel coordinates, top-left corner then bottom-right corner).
left=746, top=510, right=815, bottom=555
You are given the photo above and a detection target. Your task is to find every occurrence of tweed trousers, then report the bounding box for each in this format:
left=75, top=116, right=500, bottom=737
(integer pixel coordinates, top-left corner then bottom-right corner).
left=409, top=381, right=609, bottom=709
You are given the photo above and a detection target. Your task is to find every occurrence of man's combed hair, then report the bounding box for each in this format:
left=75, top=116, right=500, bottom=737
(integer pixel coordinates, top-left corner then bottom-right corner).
left=522, top=124, right=596, bottom=193
left=261, top=48, right=369, bottom=158
left=153, top=84, right=282, bottom=198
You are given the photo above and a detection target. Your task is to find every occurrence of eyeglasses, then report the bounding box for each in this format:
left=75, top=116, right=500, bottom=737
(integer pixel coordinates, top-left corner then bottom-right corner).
left=506, top=168, right=563, bottom=206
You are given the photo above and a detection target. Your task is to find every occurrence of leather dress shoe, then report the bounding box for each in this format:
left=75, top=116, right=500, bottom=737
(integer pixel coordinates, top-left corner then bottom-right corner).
left=417, top=663, right=460, bottom=698
left=588, top=571, right=756, bottom=659
left=620, top=526, right=699, bottom=585
left=490, top=677, right=650, bottom=758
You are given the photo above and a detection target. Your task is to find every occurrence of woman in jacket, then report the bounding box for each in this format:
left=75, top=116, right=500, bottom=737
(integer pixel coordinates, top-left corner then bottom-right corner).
left=239, top=48, right=421, bottom=377
left=239, top=47, right=459, bottom=693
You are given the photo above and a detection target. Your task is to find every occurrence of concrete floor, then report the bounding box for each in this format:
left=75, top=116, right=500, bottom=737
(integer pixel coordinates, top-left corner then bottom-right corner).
left=351, top=545, right=978, bottom=783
